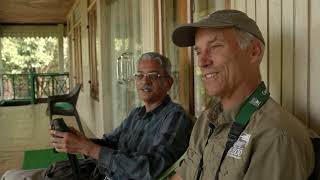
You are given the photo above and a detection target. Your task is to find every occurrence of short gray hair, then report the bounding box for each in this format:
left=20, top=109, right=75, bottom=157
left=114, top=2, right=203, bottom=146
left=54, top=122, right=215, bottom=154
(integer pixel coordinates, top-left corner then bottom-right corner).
left=138, top=52, right=172, bottom=76
left=234, top=28, right=264, bottom=49
left=233, top=28, right=265, bottom=62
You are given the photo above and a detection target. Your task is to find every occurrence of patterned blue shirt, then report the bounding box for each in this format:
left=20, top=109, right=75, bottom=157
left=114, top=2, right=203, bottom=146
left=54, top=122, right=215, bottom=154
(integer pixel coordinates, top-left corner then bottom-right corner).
left=95, top=96, right=192, bottom=180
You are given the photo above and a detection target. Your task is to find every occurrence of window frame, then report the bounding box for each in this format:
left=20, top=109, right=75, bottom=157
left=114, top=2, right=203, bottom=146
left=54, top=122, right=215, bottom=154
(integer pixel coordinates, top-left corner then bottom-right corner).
left=73, top=22, right=83, bottom=86
left=87, top=1, right=99, bottom=100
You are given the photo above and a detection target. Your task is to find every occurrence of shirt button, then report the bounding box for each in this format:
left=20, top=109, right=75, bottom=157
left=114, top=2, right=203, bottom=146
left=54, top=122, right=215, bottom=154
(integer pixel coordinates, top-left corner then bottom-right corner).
left=190, top=151, right=194, bottom=157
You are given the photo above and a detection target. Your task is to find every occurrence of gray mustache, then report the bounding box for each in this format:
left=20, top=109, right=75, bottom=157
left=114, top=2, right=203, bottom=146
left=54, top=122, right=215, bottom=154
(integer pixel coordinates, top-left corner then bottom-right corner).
left=141, top=85, right=152, bottom=91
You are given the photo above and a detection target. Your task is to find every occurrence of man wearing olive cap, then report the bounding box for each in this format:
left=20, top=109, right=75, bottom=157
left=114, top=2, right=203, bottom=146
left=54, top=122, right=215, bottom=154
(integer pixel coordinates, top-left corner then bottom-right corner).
left=170, top=9, right=314, bottom=180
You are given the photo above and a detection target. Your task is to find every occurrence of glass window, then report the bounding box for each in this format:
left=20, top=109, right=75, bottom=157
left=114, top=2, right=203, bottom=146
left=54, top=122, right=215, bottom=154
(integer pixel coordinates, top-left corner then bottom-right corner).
left=73, top=24, right=83, bottom=85
left=160, top=0, right=180, bottom=103
left=88, top=3, right=99, bottom=100
left=63, top=37, right=70, bottom=73
left=107, top=0, right=143, bottom=127
left=194, top=0, right=215, bottom=21
left=160, top=0, right=194, bottom=115
left=73, top=3, right=81, bottom=25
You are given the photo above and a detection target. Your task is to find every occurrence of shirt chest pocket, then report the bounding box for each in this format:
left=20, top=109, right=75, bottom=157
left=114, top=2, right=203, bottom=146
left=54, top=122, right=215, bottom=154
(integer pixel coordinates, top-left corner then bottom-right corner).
left=218, top=147, right=249, bottom=179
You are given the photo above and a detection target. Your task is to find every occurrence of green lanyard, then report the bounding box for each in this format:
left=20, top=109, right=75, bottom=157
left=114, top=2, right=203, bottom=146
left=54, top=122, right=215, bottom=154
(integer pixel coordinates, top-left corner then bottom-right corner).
left=236, top=81, right=270, bottom=125
left=214, top=82, right=270, bottom=180
left=159, top=82, right=270, bottom=180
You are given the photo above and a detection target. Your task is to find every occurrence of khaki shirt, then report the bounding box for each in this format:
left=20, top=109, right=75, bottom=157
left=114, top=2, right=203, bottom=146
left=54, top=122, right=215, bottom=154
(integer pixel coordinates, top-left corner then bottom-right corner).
left=176, top=98, right=314, bottom=180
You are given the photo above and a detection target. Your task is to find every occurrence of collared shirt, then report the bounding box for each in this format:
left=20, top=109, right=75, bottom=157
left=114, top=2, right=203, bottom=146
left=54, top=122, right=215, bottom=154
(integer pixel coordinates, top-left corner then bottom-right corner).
left=176, top=97, right=314, bottom=180
left=95, top=96, right=192, bottom=180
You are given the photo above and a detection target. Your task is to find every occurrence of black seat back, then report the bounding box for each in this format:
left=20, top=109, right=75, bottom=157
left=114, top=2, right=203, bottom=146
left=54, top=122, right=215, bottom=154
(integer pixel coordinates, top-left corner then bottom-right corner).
left=67, top=84, right=82, bottom=107
left=309, top=138, right=320, bottom=180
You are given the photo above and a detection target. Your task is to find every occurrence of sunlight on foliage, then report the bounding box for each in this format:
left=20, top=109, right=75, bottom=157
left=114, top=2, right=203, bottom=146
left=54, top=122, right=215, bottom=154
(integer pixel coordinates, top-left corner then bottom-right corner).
left=1, top=37, right=59, bottom=74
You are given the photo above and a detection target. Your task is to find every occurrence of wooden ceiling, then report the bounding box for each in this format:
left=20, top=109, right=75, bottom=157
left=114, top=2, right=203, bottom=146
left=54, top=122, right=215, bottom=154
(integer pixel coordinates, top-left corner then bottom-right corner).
left=0, top=0, right=75, bottom=24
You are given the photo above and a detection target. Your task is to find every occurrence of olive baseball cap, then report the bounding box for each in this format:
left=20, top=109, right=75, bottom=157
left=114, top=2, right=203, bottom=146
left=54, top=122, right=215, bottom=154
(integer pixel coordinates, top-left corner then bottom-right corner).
left=172, top=9, right=265, bottom=47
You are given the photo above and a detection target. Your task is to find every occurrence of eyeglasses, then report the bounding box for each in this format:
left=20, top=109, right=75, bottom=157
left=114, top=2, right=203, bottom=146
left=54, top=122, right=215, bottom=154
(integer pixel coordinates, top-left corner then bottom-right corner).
left=133, top=72, right=168, bottom=81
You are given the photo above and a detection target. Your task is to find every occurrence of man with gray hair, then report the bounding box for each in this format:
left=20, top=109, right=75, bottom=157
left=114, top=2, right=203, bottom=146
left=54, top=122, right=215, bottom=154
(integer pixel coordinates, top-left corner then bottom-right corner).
left=2, top=52, right=192, bottom=180
left=170, top=9, right=314, bottom=180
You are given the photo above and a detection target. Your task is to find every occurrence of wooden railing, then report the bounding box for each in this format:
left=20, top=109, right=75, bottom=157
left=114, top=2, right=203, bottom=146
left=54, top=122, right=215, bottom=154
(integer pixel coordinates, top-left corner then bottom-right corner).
left=0, top=72, right=69, bottom=105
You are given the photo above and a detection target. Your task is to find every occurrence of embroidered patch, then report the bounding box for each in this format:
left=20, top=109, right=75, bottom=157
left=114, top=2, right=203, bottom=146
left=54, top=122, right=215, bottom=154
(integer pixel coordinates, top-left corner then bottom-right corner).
left=249, top=97, right=261, bottom=107
left=227, top=133, right=251, bottom=159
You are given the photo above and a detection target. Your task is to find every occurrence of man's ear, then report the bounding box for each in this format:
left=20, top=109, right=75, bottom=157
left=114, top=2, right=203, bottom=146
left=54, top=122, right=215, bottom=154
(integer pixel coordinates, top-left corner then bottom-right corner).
left=249, top=40, right=263, bottom=64
left=166, top=77, right=174, bottom=90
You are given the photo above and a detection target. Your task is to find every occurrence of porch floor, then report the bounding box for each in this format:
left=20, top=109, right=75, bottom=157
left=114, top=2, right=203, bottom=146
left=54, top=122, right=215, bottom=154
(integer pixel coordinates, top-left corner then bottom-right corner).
left=0, top=103, right=94, bottom=176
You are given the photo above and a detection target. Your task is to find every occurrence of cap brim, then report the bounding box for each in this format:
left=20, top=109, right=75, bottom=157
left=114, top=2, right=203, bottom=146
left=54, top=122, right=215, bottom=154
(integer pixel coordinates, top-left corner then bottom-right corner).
left=172, top=26, right=197, bottom=47
left=172, top=22, right=234, bottom=47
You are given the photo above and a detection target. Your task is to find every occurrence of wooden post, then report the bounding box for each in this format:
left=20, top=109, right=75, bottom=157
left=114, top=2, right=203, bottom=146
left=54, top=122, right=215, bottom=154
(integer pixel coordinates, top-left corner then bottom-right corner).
left=58, top=24, right=64, bottom=72
left=177, top=0, right=194, bottom=115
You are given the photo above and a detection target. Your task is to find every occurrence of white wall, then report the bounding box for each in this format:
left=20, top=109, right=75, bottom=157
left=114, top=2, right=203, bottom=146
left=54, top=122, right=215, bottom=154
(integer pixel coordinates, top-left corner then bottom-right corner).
left=67, top=0, right=104, bottom=137
left=231, top=0, right=320, bottom=133
left=97, top=0, right=114, bottom=135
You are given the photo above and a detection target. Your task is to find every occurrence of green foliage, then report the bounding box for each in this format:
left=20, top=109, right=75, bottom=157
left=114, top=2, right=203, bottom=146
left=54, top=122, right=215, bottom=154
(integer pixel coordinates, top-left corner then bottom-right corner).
left=1, top=37, right=59, bottom=74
